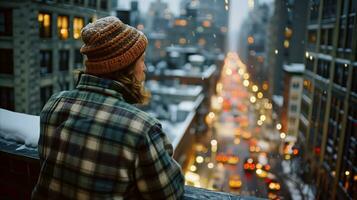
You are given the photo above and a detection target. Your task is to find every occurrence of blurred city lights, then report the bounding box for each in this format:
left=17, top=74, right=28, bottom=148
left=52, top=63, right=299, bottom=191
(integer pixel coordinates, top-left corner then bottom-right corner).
left=234, top=138, right=240, bottom=144
left=252, top=85, right=258, bottom=92
left=226, top=68, right=232, bottom=76
left=190, top=165, right=197, bottom=172
left=276, top=123, right=282, bottom=130
left=238, top=68, right=244, bottom=75
left=275, top=49, right=278, bottom=54
left=250, top=96, right=257, bottom=103
left=257, top=92, right=263, bottom=99
left=280, top=132, right=286, bottom=139
left=257, top=120, right=263, bottom=126
left=243, top=73, right=250, bottom=80
left=260, top=115, right=266, bottom=121
left=208, top=112, right=215, bottom=119
left=243, top=79, right=250, bottom=87
left=211, top=139, right=217, bottom=146
left=345, top=171, right=350, bottom=176
left=207, top=162, right=214, bottom=169
left=196, top=156, right=204, bottom=163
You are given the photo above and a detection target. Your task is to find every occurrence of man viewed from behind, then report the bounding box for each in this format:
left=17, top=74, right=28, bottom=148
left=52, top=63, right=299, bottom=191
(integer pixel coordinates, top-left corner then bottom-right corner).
left=32, top=16, right=184, bottom=199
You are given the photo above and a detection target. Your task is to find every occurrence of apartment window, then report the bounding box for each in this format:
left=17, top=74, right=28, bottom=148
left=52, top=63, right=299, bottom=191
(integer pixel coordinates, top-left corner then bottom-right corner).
left=306, top=55, right=314, bottom=71
left=289, top=117, right=296, bottom=125
left=40, top=50, right=52, bottom=75
left=100, top=0, right=108, bottom=10
left=74, top=49, right=83, bottom=68
left=322, top=0, right=337, bottom=19
left=350, top=0, right=356, bottom=14
left=317, top=59, right=330, bottom=79
left=338, top=104, right=356, bottom=198
left=88, top=0, right=97, bottom=8
left=338, top=20, right=346, bottom=48
left=73, top=17, right=84, bottom=39
left=0, top=86, right=14, bottom=111
left=309, top=0, right=319, bottom=22
left=334, top=63, right=348, bottom=87
left=327, top=28, right=333, bottom=46
left=308, top=30, right=317, bottom=44
left=0, top=49, right=13, bottom=74
left=73, top=0, right=84, bottom=5
left=301, top=99, right=309, bottom=117
left=292, top=82, right=300, bottom=89
left=298, top=120, right=308, bottom=138
left=345, top=18, right=354, bottom=49
left=0, top=8, right=12, bottom=36
left=57, top=15, right=69, bottom=40
left=352, top=66, right=357, bottom=93
left=38, top=12, right=51, bottom=38
left=290, top=104, right=298, bottom=112
left=59, top=50, right=69, bottom=71
left=320, top=29, right=326, bottom=45
left=40, top=85, right=53, bottom=108
left=303, top=79, right=313, bottom=93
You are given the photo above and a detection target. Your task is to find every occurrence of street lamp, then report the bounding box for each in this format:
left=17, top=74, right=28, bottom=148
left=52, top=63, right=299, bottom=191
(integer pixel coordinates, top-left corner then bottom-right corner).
left=280, top=132, right=286, bottom=139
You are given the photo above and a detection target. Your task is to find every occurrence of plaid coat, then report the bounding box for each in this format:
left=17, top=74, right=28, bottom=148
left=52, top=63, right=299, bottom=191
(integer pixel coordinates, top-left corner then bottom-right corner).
left=32, top=74, right=184, bottom=200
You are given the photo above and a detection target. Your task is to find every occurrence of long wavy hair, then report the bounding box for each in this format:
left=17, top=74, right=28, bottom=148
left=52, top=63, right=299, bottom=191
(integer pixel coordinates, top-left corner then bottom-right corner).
left=99, top=62, right=150, bottom=104
left=77, top=58, right=150, bottom=105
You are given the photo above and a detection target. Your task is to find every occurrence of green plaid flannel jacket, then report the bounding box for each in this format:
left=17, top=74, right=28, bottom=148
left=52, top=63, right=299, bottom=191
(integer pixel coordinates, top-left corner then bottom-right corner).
left=32, top=74, right=184, bottom=199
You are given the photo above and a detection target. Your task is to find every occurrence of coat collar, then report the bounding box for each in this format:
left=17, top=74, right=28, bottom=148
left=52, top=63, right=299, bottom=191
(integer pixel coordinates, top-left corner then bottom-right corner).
left=76, top=74, right=127, bottom=102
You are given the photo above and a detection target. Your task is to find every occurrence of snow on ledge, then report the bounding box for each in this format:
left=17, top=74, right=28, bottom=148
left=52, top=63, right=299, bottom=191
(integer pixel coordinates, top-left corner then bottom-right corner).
left=0, top=108, right=39, bottom=147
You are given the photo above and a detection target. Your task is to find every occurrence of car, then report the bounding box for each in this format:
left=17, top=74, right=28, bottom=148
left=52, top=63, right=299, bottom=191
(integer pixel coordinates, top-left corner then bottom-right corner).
left=227, top=156, right=239, bottom=165
left=228, top=175, right=242, bottom=189
left=267, top=179, right=281, bottom=191
left=243, top=157, right=256, bottom=171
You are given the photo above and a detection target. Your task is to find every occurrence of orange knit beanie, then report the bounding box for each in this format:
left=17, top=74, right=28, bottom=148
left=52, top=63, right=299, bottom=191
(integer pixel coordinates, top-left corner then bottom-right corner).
left=80, top=16, right=148, bottom=75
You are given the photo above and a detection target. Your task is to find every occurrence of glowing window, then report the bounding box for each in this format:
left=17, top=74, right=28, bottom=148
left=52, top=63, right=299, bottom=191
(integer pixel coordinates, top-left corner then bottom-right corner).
left=73, top=17, right=84, bottom=39
left=57, top=15, right=69, bottom=40
left=38, top=12, right=51, bottom=38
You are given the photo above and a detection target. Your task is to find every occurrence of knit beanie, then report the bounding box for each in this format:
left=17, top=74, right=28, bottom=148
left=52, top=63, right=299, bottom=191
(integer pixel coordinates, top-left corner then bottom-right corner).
left=80, top=16, right=148, bottom=75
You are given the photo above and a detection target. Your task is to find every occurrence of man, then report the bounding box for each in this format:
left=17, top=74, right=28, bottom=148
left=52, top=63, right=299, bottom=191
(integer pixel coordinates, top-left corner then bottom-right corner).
left=32, top=16, right=184, bottom=199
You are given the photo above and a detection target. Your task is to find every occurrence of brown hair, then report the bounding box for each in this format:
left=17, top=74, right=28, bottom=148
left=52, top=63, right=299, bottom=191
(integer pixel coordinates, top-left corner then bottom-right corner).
left=98, top=63, right=150, bottom=104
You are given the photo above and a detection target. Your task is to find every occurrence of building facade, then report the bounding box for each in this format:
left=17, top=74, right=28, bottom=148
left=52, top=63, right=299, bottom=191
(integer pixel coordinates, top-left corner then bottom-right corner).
left=0, top=0, right=112, bottom=114
left=297, top=0, right=357, bottom=199
left=281, top=63, right=304, bottom=138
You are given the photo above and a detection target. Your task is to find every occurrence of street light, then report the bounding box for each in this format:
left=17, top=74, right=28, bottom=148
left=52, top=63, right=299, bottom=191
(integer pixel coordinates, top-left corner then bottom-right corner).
left=252, top=85, right=258, bottom=92
left=280, top=132, right=286, bottom=139
left=243, top=79, right=250, bottom=87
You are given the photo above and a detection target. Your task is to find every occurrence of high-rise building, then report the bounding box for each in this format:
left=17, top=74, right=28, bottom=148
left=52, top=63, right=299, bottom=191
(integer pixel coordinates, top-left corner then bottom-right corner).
left=0, top=0, right=112, bottom=115
left=239, top=3, right=272, bottom=92
left=297, top=0, right=357, bottom=199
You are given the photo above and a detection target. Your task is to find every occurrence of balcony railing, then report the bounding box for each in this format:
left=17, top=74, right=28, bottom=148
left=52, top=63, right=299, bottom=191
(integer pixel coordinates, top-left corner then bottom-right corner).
left=0, top=138, right=264, bottom=199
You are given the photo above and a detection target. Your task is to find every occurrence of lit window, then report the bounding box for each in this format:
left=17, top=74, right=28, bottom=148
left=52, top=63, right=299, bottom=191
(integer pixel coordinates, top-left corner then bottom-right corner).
left=175, top=19, right=187, bottom=26
left=38, top=12, right=51, bottom=38
left=247, top=36, right=254, bottom=44
left=198, top=38, right=206, bottom=46
left=284, top=27, right=293, bottom=38
left=57, top=15, right=69, bottom=40
left=284, top=40, right=290, bottom=48
left=179, top=37, right=187, bottom=45
left=202, top=20, right=211, bottom=28
left=73, top=17, right=84, bottom=39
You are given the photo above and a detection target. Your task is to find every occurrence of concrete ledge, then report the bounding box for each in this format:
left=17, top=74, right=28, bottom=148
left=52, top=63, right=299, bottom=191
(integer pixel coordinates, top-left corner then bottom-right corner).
left=183, top=186, right=265, bottom=200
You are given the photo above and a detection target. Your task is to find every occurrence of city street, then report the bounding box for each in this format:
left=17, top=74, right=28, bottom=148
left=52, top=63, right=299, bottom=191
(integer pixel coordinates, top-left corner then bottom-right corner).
left=185, top=54, right=292, bottom=199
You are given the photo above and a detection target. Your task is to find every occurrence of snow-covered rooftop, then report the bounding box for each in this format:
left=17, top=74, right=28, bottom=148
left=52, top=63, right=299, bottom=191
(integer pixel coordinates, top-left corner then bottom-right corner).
left=283, top=63, right=305, bottom=73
